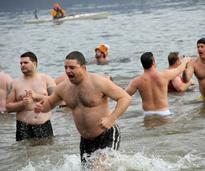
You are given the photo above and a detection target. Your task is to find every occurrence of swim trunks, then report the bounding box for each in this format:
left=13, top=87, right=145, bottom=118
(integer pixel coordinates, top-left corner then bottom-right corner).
left=80, top=124, right=120, bottom=163
left=143, top=109, right=172, bottom=117
left=16, top=120, right=53, bottom=141
left=58, top=104, right=67, bottom=108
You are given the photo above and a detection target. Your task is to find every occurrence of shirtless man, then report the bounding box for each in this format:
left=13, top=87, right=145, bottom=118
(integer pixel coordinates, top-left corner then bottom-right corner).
left=35, top=51, right=131, bottom=163
left=6, top=52, right=56, bottom=141
left=126, top=52, right=190, bottom=127
left=184, top=38, right=205, bottom=98
left=168, top=52, right=193, bottom=92
left=55, top=73, right=112, bottom=110
left=0, top=69, right=13, bottom=113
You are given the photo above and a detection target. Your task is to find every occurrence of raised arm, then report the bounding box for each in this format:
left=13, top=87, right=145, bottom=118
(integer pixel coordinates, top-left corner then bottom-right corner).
left=183, top=60, right=195, bottom=82
left=164, top=57, right=191, bottom=81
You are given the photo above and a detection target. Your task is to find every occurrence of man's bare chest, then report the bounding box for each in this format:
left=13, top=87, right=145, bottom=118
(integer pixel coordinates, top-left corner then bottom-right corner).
left=63, top=86, right=104, bottom=109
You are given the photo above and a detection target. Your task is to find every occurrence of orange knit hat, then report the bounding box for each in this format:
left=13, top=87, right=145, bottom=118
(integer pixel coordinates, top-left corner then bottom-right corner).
left=95, top=44, right=109, bottom=56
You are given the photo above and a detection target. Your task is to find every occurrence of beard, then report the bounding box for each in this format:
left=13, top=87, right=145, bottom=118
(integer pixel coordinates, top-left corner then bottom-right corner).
left=21, top=68, right=33, bottom=76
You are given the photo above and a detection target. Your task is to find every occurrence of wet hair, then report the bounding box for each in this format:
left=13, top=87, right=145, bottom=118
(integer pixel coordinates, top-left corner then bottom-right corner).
left=140, top=52, right=154, bottom=69
left=65, top=51, right=86, bottom=66
left=197, top=38, right=205, bottom=45
left=168, top=52, right=179, bottom=66
left=20, top=51, right=38, bottom=64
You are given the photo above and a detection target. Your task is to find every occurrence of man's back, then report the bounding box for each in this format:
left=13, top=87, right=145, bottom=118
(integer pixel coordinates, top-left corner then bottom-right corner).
left=126, top=52, right=190, bottom=112
left=130, top=69, right=169, bottom=111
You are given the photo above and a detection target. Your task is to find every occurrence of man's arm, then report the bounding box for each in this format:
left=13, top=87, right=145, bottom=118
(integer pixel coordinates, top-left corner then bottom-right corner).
left=183, top=60, right=195, bottom=83
left=6, top=88, right=26, bottom=113
left=97, top=76, right=132, bottom=128
left=164, top=57, right=191, bottom=81
left=46, top=74, right=56, bottom=95
left=172, top=76, right=193, bottom=92
left=34, top=86, right=63, bottom=113
left=126, top=77, right=139, bottom=96
left=6, top=81, right=13, bottom=96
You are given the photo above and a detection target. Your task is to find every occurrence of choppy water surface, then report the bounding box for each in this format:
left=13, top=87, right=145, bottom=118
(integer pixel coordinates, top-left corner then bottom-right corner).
left=0, top=1, right=205, bottom=170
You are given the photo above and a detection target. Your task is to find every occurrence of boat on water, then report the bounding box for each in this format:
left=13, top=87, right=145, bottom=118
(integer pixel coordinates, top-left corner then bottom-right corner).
left=24, top=12, right=109, bottom=24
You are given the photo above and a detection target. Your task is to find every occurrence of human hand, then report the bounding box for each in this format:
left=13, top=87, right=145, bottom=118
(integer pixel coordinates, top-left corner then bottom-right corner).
left=34, top=99, right=45, bottom=113
left=22, top=96, right=33, bottom=105
left=99, top=116, right=115, bottom=130
left=25, top=90, right=37, bottom=100
left=23, top=91, right=33, bottom=110
left=181, top=57, right=191, bottom=64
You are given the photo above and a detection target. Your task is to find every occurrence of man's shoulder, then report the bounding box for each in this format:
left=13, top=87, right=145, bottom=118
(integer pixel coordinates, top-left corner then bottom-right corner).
left=130, top=75, right=143, bottom=85
left=38, top=73, right=54, bottom=80
left=55, top=74, right=67, bottom=85
left=195, top=57, right=205, bottom=65
left=13, top=76, right=23, bottom=82
left=89, top=73, right=114, bottom=88
left=161, top=68, right=177, bottom=78
left=55, top=80, right=69, bottom=93
left=11, top=77, right=24, bottom=89
left=188, top=58, right=198, bottom=66
left=90, top=72, right=106, bottom=80
left=0, top=72, right=12, bottom=81
left=190, top=58, right=203, bottom=71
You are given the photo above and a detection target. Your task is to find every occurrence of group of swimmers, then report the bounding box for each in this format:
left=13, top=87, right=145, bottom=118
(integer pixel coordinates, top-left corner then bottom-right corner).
left=0, top=38, right=205, bottom=167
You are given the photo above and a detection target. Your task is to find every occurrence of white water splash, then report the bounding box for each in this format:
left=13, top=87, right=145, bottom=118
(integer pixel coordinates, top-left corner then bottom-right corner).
left=51, top=154, right=81, bottom=171
left=175, top=153, right=201, bottom=170
left=104, top=151, right=175, bottom=171
left=18, top=151, right=201, bottom=171
left=19, top=162, right=36, bottom=171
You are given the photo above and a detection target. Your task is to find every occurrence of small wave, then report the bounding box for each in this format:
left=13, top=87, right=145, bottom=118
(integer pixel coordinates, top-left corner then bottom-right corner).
left=17, top=150, right=201, bottom=171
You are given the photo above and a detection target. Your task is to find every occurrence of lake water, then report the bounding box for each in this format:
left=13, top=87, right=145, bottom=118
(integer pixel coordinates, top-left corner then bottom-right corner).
left=0, top=0, right=205, bottom=170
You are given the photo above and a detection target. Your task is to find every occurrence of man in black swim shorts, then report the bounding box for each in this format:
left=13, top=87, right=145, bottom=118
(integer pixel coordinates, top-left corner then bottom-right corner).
left=16, top=120, right=53, bottom=141
left=6, top=51, right=56, bottom=141
left=80, top=124, right=120, bottom=163
left=34, top=51, right=131, bottom=166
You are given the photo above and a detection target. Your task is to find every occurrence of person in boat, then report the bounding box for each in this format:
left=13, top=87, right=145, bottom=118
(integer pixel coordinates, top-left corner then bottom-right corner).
left=167, top=52, right=194, bottom=92
left=50, top=3, right=65, bottom=19
left=93, top=43, right=110, bottom=65
left=126, top=52, right=190, bottom=128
